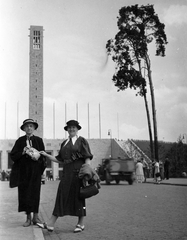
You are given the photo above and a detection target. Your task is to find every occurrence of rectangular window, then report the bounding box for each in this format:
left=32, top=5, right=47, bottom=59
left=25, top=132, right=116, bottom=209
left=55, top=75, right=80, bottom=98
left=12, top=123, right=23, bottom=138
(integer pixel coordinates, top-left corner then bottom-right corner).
left=33, top=30, right=40, bottom=50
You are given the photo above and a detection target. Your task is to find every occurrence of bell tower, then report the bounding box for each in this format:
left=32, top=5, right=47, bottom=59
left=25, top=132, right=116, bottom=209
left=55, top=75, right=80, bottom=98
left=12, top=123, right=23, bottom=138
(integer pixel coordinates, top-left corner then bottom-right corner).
left=29, top=26, right=43, bottom=137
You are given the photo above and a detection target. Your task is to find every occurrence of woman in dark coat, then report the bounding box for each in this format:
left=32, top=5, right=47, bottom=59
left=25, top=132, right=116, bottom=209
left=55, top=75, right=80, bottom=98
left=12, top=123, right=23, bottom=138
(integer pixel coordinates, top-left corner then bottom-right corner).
left=10, top=119, right=46, bottom=227
left=37, top=120, right=93, bottom=233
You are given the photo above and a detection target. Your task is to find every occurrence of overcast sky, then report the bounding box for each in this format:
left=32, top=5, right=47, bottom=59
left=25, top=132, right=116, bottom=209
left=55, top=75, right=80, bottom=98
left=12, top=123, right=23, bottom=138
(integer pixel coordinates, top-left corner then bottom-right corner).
left=0, top=0, right=187, bottom=142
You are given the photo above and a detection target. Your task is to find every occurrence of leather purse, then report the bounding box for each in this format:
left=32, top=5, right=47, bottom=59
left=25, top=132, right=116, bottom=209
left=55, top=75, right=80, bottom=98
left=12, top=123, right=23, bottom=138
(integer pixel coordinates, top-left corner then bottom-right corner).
left=79, top=183, right=99, bottom=199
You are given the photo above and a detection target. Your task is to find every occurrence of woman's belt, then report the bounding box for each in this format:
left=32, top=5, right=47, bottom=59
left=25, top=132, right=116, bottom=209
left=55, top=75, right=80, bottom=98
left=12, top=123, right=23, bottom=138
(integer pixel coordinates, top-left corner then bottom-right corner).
left=64, top=159, right=73, bottom=164
left=64, top=152, right=84, bottom=165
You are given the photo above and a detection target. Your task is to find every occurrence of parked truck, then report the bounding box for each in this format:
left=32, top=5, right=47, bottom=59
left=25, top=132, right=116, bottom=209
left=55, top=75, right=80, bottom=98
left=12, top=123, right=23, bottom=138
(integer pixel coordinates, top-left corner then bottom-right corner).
left=97, top=158, right=135, bottom=185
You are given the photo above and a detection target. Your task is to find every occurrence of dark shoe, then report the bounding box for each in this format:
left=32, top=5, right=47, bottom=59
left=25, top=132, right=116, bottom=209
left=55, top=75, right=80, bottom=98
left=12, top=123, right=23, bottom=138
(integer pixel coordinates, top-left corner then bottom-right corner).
left=23, top=214, right=31, bottom=227
left=23, top=219, right=31, bottom=227
left=74, top=224, right=85, bottom=233
left=37, top=222, right=54, bottom=232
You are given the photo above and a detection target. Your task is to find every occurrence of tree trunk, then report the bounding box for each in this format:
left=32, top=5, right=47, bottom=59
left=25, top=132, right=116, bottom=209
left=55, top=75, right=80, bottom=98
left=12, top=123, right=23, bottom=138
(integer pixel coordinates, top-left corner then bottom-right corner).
left=137, top=59, right=154, bottom=161
left=145, top=54, right=159, bottom=162
left=143, top=91, right=154, bottom=161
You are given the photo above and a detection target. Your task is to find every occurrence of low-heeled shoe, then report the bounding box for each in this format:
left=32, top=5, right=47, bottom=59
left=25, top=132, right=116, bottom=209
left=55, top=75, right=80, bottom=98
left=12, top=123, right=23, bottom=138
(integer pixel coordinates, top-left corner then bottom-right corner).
left=36, top=222, right=54, bottom=232
left=74, top=224, right=85, bottom=233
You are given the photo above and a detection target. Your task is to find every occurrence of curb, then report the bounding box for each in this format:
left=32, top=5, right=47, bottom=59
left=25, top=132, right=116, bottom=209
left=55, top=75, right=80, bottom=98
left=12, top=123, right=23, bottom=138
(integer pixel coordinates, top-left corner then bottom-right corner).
left=33, top=226, right=45, bottom=240
left=145, top=182, right=187, bottom=187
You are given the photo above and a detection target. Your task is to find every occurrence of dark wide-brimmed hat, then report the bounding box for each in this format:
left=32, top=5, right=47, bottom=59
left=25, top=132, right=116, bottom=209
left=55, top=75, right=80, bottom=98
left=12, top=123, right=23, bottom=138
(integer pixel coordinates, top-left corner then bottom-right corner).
left=20, top=119, right=38, bottom=131
left=64, top=120, right=82, bottom=131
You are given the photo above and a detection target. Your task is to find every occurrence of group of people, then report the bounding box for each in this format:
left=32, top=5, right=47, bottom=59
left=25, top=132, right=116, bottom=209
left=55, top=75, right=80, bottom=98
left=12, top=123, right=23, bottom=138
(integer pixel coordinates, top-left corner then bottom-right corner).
left=135, top=157, right=170, bottom=184
left=152, top=159, right=170, bottom=184
left=10, top=118, right=98, bottom=233
left=0, top=170, right=10, bottom=181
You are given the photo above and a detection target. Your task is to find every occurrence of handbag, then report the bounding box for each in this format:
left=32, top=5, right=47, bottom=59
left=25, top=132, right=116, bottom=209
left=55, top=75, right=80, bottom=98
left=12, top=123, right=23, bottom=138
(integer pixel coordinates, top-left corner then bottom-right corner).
left=25, top=139, right=40, bottom=161
left=9, top=162, right=20, bottom=188
left=79, top=183, right=99, bottom=199
left=25, top=147, right=40, bottom=161
left=155, top=172, right=161, bottom=177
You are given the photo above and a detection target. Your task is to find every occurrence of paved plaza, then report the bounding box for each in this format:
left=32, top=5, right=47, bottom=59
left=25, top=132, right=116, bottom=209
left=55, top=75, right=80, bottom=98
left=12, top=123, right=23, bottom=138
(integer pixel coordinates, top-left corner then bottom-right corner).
left=0, top=179, right=187, bottom=240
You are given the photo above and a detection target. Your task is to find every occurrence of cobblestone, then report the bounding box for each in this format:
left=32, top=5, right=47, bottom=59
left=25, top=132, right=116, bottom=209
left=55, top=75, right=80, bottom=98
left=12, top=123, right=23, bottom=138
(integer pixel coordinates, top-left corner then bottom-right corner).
left=39, top=180, right=187, bottom=240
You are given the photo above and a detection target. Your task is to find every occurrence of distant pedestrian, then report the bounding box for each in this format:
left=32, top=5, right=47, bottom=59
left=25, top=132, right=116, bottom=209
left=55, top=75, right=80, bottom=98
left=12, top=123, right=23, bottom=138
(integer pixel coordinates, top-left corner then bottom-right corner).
left=10, top=119, right=46, bottom=227
left=1, top=170, right=6, bottom=181
left=154, top=161, right=161, bottom=184
left=159, top=161, right=164, bottom=180
left=142, top=158, right=149, bottom=182
left=49, top=171, right=53, bottom=181
left=136, top=160, right=144, bottom=183
left=164, top=158, right=170, bottom=180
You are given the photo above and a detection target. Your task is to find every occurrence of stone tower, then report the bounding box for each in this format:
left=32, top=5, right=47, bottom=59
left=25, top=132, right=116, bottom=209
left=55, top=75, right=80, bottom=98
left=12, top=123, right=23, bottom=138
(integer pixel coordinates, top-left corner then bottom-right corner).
left=29, top=26, right=43, bottom=137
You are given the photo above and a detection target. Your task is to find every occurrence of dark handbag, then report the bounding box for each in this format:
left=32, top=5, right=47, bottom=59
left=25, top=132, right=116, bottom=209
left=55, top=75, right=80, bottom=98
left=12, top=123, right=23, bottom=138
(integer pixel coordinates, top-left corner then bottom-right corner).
left=9, top=162, right=20, bottom=188
left=155, top=172, right=161, bottom=177
left=79, top=183, right=99, bottom=199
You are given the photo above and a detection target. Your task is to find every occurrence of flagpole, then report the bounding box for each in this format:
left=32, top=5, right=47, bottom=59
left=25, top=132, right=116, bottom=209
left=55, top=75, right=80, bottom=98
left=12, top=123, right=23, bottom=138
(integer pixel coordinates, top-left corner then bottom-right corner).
left=99, top=103, right=101, bottom=139
left=76, top=102, right=78, bottom=121
left=65, top=102, right=67, bottom=138
left=88, top=103, right=90, bottom=139
left=17, top=102, right=20, bottom=138
left=53, top=102, right=55, bottom=139
left=117, top=113, right=119, bottom=140
left=5, top=102, right=6, bottom=139
left=108, top=129, right=112, bottom=157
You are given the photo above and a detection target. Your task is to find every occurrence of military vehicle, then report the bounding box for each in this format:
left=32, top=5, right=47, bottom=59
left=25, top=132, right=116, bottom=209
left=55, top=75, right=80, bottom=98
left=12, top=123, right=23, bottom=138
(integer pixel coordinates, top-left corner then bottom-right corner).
left=97, top=158, right=135, bottom=185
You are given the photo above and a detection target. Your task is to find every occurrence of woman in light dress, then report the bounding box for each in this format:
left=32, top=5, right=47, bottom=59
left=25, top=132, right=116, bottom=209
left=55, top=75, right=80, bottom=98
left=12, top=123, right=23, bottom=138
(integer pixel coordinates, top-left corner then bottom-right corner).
left=135, top=159, right=144, bottom=183
left=154, top=161, right=161, bottom=184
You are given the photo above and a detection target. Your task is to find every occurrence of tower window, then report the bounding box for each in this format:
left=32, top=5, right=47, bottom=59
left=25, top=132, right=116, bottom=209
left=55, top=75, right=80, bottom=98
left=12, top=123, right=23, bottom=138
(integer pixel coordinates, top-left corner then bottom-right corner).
left=36, top=80, right=37, bottom=82
left=36, top=96, right=37, bottom=98
left=35, top=111, right=37, bottom=114
left=33, top=30, right=40, bottom=50
left=36, top=88, right=37, bottom=90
